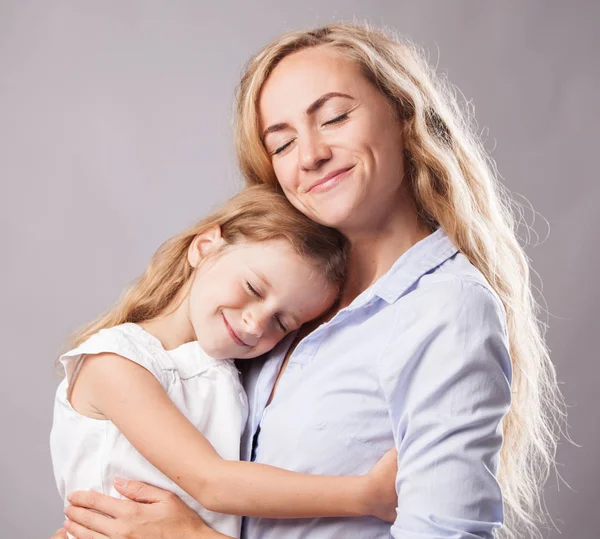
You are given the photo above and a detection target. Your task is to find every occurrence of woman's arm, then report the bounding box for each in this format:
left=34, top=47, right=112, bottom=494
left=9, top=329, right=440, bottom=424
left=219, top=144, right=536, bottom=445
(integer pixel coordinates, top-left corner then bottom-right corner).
left=378, top=281, right=512, bottom=538
left=71, top=352, right=397, bottom=520
left=56, top=480, right=230, bottom=539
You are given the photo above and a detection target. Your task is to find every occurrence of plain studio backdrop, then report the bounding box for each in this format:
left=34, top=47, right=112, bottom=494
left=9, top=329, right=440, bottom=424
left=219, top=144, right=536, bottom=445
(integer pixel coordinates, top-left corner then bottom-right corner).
left=1, top=1, right=597, bottom=537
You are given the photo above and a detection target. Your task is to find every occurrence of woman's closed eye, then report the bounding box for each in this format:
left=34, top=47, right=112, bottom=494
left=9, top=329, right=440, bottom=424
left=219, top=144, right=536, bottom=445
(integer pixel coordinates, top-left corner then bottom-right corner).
left=269, top=113, right=349, bottom=155
left=272, top=139, right=294, bottom=156
left=323, top=112, right=349, bottom=126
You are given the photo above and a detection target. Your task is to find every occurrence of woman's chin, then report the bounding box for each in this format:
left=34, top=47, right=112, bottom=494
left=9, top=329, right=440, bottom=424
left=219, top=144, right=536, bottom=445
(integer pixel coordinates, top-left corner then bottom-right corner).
left=304, top=200, right=358, bottom=230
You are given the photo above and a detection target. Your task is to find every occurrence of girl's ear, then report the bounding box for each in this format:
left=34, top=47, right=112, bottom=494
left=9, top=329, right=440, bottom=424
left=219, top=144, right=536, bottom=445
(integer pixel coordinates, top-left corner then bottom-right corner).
left=188, top=226, right=223, bottom=268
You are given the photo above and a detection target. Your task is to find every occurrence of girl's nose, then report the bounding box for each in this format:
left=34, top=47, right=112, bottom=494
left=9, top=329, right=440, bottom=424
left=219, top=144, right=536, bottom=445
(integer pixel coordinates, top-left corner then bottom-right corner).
left=242, top=307, right=269, bottom=339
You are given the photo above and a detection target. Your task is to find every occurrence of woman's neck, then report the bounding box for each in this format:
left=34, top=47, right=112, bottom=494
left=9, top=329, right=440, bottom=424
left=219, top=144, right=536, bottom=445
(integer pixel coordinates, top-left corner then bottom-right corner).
left=338, top=202, right=431, bottom=309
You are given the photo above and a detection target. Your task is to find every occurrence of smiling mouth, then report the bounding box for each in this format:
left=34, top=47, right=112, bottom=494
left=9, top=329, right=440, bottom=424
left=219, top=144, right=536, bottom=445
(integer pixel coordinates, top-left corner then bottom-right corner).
left=221, top=313, right=249, bottom=347
left=306, top=165, right=355, bottom=193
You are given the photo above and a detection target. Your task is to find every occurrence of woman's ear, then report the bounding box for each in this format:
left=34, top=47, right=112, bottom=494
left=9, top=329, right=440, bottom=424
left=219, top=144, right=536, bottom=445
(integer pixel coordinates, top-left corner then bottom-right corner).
left=188, top=226, right=223, bottom=268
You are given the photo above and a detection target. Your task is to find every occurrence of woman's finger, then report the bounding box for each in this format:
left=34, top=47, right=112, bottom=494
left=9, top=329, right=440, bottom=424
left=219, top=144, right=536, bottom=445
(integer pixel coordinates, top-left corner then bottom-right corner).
left=64, top=505, right=115, bottom=536
left=64, top=519, right=109, bottom=539
left=68, top=489, right=134, bottom=519
left=51, top=527, right=68, bottom=539
left=113, top=478, right=173, bottom=503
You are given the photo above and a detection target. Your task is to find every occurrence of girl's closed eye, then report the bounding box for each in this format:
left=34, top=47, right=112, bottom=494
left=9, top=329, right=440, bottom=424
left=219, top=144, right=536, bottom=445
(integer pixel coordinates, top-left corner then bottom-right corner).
left=275, top=315, right=287, bottom=333
left=245, top=281, right=262, bottom=298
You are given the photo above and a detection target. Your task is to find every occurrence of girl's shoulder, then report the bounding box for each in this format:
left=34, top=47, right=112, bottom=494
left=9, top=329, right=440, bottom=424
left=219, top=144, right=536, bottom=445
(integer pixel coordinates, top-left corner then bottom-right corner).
left=59, top=323, right=173, bottom=387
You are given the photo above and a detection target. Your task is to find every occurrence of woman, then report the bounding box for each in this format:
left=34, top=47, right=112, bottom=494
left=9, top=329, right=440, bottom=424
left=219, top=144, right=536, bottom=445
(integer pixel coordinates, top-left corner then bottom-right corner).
left=55, top=23, right=561, bottom=539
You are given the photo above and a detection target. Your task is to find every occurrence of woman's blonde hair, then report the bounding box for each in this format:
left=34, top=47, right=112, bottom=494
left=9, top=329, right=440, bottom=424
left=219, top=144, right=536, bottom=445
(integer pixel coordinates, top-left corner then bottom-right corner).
left=71, top=185, right=348, bottom=347
left=235, top=23, right=563, bottom=539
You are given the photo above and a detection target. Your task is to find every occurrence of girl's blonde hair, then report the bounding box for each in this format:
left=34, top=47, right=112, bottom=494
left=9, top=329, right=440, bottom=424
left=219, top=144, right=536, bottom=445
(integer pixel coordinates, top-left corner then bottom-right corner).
left=235, top=23, right=563, bottom=539
left=72, top=185, right=348, bottom=347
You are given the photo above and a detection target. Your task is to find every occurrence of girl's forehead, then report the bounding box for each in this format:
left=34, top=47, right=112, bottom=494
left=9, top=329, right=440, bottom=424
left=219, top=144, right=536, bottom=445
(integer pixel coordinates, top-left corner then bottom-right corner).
left=230, top=238, right=294, bottom=258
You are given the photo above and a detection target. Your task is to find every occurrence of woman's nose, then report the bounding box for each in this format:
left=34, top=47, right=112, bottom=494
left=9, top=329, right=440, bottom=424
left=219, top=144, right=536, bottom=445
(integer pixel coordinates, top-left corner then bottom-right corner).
left=298, top=132, right=332, bottom=171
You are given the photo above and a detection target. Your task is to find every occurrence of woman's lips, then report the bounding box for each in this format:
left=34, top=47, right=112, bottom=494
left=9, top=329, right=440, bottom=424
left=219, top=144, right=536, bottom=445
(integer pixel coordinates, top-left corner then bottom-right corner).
left=307, top=166, right=355, bottom=193
left=221, top=313, right=248, bottom=347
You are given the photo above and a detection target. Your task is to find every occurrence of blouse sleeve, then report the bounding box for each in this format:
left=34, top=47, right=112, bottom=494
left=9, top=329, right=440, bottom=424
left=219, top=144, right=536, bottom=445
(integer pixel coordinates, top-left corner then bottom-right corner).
left=377, top=278, right=512, bottom=538
left=58, top=325, right=168, bottom=392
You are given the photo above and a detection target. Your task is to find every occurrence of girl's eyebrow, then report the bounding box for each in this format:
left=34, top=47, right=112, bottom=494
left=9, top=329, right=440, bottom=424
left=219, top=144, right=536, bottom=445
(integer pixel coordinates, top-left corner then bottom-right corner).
left=262, top=92, right=354, bottom=141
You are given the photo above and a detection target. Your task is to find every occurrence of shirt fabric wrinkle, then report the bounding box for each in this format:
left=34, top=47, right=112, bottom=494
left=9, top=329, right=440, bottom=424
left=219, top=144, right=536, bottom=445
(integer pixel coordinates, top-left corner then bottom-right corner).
left=241, top=228, right=512, bottom=539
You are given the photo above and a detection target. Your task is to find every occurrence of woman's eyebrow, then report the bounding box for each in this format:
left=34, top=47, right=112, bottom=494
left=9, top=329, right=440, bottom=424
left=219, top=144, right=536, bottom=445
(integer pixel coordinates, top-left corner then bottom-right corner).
left=306, top=92, right=354, bottom=115
left=262, top=122, right=289, bottom=141
left=262, top=92, right=354, bottom=141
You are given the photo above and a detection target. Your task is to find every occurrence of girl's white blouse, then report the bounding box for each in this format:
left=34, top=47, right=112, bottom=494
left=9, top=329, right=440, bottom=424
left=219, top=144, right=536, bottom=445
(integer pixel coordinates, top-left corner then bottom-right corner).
left=51, top=323, right=248, bottom=539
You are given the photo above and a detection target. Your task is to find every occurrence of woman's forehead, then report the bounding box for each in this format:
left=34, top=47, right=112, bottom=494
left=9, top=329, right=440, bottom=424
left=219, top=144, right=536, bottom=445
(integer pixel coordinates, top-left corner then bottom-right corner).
left=258, top=47, right=364, bottom=123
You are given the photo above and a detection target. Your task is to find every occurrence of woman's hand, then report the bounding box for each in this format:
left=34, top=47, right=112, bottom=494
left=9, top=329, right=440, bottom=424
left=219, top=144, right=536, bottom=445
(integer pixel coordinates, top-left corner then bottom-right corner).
left=363, top=448, right=398, bottom=522
left=62, top=479, right=228, bottom=538
left=51, top=528, right=67, bottom=539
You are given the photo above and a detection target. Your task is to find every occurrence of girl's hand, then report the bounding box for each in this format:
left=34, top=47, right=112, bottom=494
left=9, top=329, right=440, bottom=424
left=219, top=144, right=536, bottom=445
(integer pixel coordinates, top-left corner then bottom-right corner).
left=51, top=528, right=67, bottom=539
left=363, top=448, right=399, bottom=522
left=63, top=479, right=228, bottom=538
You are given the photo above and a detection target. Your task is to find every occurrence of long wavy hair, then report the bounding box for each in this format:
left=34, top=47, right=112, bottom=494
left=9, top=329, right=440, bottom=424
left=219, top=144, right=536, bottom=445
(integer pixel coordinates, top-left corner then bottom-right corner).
left=70, top=185, right=347, bottom=347
left=234, top=23, right=564, bottom=539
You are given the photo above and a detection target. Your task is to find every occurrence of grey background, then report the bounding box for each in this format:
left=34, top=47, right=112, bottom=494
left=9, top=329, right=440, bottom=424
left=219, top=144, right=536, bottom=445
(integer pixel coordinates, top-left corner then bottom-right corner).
left=0, top=1, right=597, bottom=537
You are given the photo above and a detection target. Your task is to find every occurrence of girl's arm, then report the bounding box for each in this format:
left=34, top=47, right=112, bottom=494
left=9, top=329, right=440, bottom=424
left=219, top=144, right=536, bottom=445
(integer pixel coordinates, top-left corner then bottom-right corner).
left=70, top=352, right=397, bottom=520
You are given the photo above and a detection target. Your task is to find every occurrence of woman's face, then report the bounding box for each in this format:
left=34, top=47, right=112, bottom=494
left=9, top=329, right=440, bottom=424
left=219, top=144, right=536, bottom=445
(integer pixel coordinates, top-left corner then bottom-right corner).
left=259, top=46, right=407, bottom=233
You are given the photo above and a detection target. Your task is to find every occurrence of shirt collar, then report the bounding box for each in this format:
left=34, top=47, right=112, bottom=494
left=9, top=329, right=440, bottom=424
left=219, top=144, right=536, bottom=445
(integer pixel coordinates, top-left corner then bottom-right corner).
left=370, top=227, right=459, bottom=304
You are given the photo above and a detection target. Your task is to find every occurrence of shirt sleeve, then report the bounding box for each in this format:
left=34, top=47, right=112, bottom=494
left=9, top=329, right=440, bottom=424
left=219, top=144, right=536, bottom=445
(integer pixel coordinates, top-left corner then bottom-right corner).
left=377, top=278, right=512, bottom=539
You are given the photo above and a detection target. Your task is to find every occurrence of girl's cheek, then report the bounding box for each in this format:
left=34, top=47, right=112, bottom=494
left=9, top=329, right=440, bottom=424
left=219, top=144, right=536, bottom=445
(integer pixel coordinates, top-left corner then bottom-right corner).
left=267, top=334, right=281, bottom=351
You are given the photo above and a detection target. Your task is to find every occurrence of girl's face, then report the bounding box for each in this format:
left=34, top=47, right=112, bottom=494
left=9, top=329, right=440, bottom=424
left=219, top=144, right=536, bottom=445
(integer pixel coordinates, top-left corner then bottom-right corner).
left=185, top=233, right=337, bottom=360
left=258, top=46, right=407, bottom=233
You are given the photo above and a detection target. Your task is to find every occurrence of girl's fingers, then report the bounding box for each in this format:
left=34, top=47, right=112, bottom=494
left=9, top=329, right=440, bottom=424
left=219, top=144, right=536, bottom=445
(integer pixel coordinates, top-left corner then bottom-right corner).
left=64, top=519, right=109, bottom=539
left=64, top=506, right=114, bottom=536
left=68, top=489, right=134, bottom=519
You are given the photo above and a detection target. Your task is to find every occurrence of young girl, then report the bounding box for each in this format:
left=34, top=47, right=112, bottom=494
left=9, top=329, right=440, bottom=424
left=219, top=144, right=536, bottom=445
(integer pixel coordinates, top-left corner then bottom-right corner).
left=50, top=185, right=397, bottom=539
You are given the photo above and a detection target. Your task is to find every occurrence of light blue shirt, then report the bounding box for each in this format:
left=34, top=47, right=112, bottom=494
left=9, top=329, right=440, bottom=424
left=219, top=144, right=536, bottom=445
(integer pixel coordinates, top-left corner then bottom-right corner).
left=240, top=228, right=512, bottom=539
